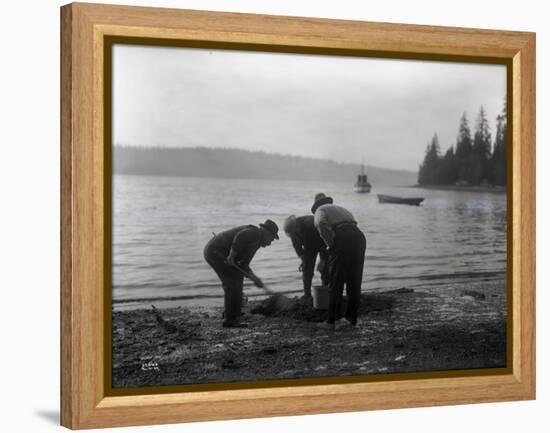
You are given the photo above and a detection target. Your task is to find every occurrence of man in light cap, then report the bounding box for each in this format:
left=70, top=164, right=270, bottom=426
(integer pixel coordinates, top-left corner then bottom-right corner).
left=283, top=214, right=329, bottom=298
left=203, top=219, right=279, bottom=328
left=311, top=193, right=366, bottom=330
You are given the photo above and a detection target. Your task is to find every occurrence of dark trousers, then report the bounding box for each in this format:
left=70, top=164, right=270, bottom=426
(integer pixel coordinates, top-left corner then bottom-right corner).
left=327, top=224, right=366, bottom=324
left=302, top=249, right=329, bottom=296
left=203, top=240, right=244, bottom=321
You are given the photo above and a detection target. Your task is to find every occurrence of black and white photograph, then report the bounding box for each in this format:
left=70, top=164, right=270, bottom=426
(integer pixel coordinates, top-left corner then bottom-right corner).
left=110, top=43, right=508, bottom=388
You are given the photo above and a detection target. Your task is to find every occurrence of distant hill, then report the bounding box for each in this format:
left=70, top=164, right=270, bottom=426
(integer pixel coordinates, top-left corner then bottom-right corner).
left=113, top=146, right=416, bottom=186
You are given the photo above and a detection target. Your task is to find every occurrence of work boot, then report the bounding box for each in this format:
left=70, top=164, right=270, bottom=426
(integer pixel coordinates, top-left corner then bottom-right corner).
left=318, top=321, right=335, bottom=332
left=222, top=319, right=249, bottom=328
left=222, top=311, right=245, bottom=319
left=345, top=316, right=357, bottom=326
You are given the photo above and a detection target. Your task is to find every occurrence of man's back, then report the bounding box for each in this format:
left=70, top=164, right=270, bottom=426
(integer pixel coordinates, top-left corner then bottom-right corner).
left=296, top=215, right=325, bottom=252
left=213, top=225, right=262, bottom=267
left=313, top=204, right=356, bottom=247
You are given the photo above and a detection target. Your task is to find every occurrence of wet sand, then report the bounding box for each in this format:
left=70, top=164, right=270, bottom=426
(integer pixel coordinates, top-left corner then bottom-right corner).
left=112, top=280, right=507, bottom=388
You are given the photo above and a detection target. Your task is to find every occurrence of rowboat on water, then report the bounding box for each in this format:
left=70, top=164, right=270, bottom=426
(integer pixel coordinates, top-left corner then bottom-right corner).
left=377, top=194, right=425, bottom=206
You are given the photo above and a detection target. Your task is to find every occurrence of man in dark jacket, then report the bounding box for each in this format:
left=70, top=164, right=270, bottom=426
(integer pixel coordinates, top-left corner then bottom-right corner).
left=283, top=215, right=329, bottom=298
left=311, top=193, right=366, bottom=330
left=203, top=219, right=279, bottom=328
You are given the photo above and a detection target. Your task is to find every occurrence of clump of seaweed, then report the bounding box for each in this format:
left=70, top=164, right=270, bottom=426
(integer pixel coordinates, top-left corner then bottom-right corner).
left=251, top=293, right=394, bottom=322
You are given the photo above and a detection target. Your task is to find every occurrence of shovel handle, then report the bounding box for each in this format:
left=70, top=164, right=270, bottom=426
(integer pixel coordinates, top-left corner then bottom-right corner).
left=212, top=251, right=274, bottom=294
left=232, top=263, right=275, bottom=295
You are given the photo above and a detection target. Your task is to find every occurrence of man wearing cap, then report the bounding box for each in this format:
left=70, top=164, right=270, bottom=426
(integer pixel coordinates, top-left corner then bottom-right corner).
left=311, top=193, right=366, bottom=330
left=203, top=219, right=279, bottom=328
left=283, top=215, right=329, bottom=299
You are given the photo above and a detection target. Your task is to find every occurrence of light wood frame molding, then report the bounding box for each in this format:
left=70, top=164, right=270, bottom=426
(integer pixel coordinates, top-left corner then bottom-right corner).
left=60, top=2, right=535, bottom=429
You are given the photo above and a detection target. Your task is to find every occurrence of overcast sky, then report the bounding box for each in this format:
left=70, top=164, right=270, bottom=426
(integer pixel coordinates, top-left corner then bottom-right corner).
left=113, top=44, right=506, bottom=172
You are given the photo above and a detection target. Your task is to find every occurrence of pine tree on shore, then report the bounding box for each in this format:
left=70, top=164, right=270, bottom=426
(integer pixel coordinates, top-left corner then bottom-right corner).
left=416, top=99, right=507, bottom=187
left=491, top=99, right=507, bottom=186
left=455, top=112, right=473, bottom=184
left=438, top=146, right=457, bottom=185
left=472, top=105, right=492, bottom=185
left=418, top=133, right=441, bottom=185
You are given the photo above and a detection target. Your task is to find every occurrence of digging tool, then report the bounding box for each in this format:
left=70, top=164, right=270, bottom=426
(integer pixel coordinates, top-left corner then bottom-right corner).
left=211, top=250, right=274, bottom=295
left=222, top=260, right=295, bottom=311
left=227, top=261, right=275, bottom=295
left=210, top=249, right=292, bottom=312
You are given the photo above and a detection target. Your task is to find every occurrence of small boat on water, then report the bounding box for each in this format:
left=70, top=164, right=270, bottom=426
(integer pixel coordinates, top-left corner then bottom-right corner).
left=377, top=194, right=425, bottom=206
left=354, top=163, right=371, bottom=193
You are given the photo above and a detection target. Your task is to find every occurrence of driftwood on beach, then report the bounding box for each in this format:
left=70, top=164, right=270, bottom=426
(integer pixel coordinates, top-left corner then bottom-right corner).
left=150, top=304, right=203, bottom=341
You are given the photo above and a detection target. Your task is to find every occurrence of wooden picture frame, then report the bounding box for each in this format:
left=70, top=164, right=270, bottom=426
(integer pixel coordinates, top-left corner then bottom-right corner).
left=60, top=2, right=535, bottom=429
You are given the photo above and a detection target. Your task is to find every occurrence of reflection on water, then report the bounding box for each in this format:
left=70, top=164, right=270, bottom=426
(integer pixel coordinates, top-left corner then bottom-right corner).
left=113, top=175, right=506, bottom=306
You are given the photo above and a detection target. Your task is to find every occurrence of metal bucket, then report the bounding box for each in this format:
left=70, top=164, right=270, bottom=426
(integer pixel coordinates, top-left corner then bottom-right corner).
left=312, top=285, right=329, bottom=310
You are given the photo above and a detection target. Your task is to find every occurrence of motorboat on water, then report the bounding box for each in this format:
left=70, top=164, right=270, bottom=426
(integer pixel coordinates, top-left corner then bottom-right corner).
left=354, top=163, right=371, bottom=193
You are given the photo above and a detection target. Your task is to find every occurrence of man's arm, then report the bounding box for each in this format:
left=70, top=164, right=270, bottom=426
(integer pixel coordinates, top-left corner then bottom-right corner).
left=291, top=236, right=304, bottom=258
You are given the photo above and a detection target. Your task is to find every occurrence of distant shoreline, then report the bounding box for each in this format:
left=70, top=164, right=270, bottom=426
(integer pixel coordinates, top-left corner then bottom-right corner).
left=409, top=184, right=506, bottom=194
left=113, top=146, right=417, bottom=185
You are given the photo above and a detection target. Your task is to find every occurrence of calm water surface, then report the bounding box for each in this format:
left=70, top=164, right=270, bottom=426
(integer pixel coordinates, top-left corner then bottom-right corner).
left=113, top=175, right=506, bottom=308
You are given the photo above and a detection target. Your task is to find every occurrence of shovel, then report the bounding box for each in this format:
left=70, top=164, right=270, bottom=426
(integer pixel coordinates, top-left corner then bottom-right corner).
left=227, top=261, right=296, bottom=311
left=212, top=251, right=292, bottom=311
left=228, top=262, right=276, bottom=295
left=211, top=250, right=274, bottom=294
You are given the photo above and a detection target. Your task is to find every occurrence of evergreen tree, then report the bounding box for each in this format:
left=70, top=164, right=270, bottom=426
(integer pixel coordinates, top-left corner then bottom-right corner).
left=472, top=105, right=492, bottom=184
left=437, top=146, right=457, bottom=185
left=455, top=112, right=473, bottom=184
left=417, top=145, right=430, bottom=185
left=491, top=98, right=507, bottom=186
left=418, top=133, right=441, bottom=185
left=417, top=101, right=508, bottom=187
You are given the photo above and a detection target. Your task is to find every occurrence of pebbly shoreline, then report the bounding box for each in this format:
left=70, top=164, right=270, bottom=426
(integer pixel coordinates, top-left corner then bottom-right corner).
left=112, top=279, right=507, bottom=388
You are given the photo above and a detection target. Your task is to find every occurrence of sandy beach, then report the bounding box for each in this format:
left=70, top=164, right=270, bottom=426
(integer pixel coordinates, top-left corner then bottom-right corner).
left=112, top=279, right=507, bottom=388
